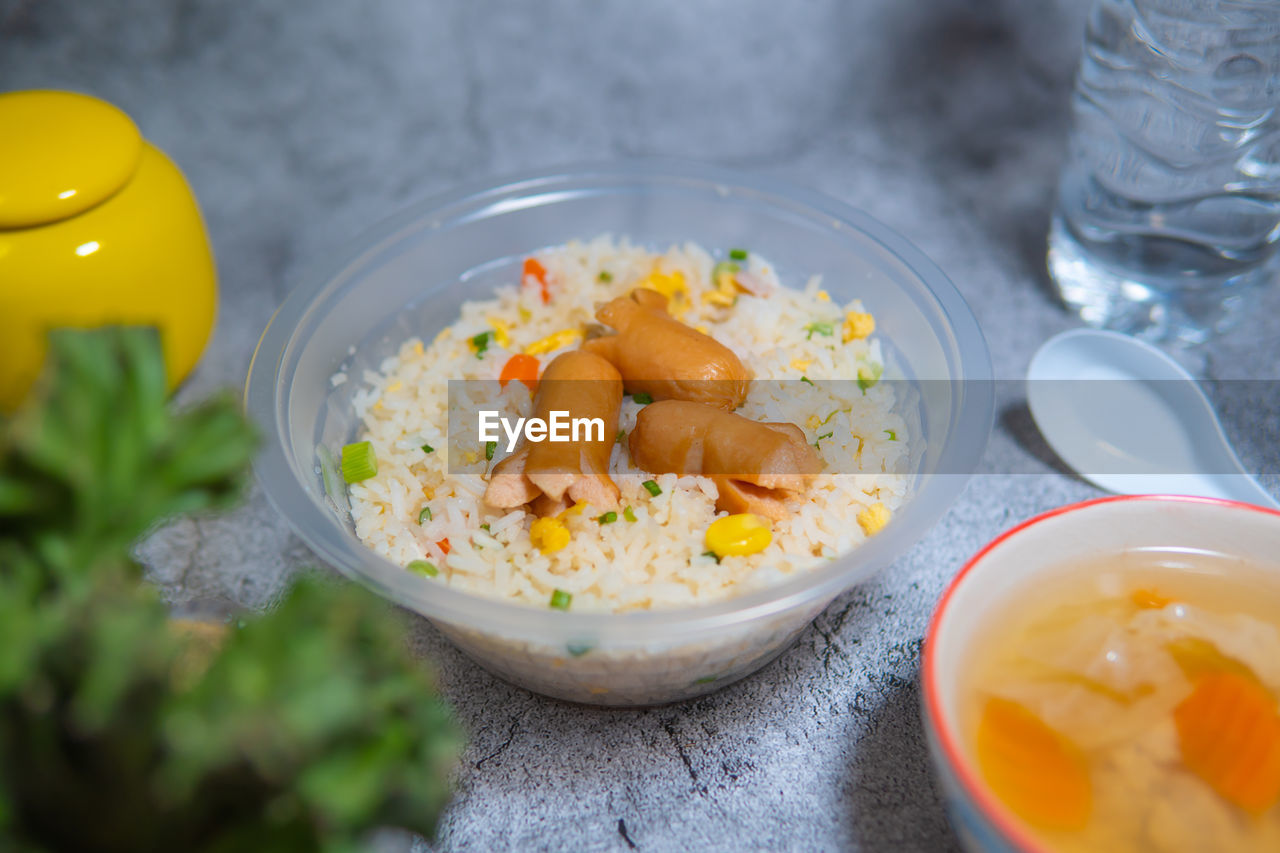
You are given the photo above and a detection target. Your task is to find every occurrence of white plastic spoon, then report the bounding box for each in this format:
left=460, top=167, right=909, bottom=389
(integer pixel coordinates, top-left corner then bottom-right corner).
left=1026, top=328, right=1279, bottom=509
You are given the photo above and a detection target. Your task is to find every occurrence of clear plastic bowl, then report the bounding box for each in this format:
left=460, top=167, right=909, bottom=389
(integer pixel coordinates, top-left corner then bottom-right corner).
left=245, top=161, right=993, bottom=706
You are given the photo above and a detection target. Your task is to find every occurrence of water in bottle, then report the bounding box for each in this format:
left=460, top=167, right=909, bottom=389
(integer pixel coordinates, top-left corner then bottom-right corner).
left=1048, top=0, right=1280, bottom=345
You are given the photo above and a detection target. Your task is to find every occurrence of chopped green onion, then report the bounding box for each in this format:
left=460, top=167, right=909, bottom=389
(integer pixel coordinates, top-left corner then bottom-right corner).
left=615, top=429, right=627, bottom=444
left=406, top=560, right=438, bottom=577
left=418, top=506, right=432, bottom=524
left=857, top=362, right=884, bottom=392
left=549, top=589, right=572, bottom=610
left=421, top=443, right=435, bottom=454
left=728, top=248, right=748, bottom=261
left=800, top=376, right=814, bottom=387
left=885, top=429, right=897, bottom=441
left=804, top=321, right=834, bottom=340
left=814, top=431, right=834, bottom=448
left=623, top=505, right=637, bottom=523
left=820, top=409, right=839, bottom=425
left=480, top=523, right=491, bottom=532
left=598, top=270, right=613, bottom=283
left=470, top=330, right=493, bottom=359
left=631, top=392, right=653, bottom=405
left=597, top=511, right=617, bottom=525
left=711, top=260, right=740, bottom=280
left=485, top=440, right=496, bottom=460
left=701, top=550, right=722, bottom=564
left=340, top=441, right=378, bottom=482
left=694, top=675, right=717, bottom=684
left=567, top=642, right=594, bottom=657
left=642, top=480, right=662, bottom=497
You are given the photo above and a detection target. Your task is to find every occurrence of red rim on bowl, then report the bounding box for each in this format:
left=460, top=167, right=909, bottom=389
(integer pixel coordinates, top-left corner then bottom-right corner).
left=921, top=493, right=1280, bottom=853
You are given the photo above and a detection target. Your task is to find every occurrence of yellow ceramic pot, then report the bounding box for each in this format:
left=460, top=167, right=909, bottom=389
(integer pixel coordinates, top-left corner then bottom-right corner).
left=0, top=90, right=217, bottom=410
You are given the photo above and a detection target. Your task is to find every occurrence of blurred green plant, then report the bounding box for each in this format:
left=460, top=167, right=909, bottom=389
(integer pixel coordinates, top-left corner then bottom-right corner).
left=0, top=328, right=462, bottom=852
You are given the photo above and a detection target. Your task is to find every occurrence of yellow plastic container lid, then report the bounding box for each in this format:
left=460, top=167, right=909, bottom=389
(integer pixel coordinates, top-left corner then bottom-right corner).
left=0, top=90, right=143, bottom=229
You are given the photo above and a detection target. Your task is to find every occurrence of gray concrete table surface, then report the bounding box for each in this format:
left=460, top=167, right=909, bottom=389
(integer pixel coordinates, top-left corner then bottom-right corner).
left=4, top=1, right=1279, bottom=850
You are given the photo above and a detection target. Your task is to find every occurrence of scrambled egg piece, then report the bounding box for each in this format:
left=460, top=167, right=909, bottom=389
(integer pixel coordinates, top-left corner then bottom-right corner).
left=857, top=502, right=891, bottom=536
left=843, top=310, right=875, bottom=342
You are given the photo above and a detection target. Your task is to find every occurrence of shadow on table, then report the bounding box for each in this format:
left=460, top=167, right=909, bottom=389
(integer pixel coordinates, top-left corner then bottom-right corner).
left=864, top=0, right=1085, bottom=292
left=837, top=674, right=961, bottom=852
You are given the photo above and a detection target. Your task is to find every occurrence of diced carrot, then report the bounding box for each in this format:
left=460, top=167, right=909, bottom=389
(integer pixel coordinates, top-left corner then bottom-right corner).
left=1131, top=588, right=1172, bottom=609
left=524, top=257, right=550, bottom=304
left=499, top=353, right=540, bottom=393
left=1174, top=671, right=1280, bottom=815
left=436, top=538, right=451, bottom=555
left=976, top=696, right=1093, bottom=831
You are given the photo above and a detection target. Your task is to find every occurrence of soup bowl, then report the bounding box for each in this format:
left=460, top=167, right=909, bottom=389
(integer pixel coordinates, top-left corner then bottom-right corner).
left=922, top=494, right=1280, bottom=851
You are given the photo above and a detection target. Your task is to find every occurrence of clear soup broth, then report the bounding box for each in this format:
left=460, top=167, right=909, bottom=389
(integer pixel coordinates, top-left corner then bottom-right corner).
left=962, top=548, right=1280, bottom=852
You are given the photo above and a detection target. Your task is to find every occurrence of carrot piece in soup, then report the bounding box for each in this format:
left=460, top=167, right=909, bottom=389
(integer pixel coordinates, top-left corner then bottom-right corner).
left=1174, top=671, right=1280, bottom=816
left=499, top=353, right=540, bottom=392
left=976, top=696, right=1093, bottom=831
left=436, top=538, right=451, bottom=555
left=524, top=257, right=550, bottom=304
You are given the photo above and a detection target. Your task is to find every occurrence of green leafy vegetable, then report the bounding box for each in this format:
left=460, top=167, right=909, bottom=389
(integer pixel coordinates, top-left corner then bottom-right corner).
left=642, top=480, right=661, bottom=497
left=596, top=511, right=617, bottom=525
left=701, top=550, right=722, bottom=564
left=800, top=376, right=814, bottom=387
left=885, top=429, right=897, bottom=441
left=418, top=506, right=432, bottom=524
left=631, top=392, right=653, bottom=405
left=421, top=443, right=435, bottom=454
left=0, top=328, right=463, bottom=851
left=485, top=440, right=496, bottom=461
left=597, top=271, right=612, bottom=283
left=623, top=506, right=637, bottom=523
left=728, top=248, right=748, bottom=261
left=549, top=589, right=572, bottom=611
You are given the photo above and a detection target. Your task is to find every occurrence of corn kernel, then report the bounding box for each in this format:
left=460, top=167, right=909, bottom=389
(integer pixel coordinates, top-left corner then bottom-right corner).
left=842, top=311, right=876, bottom=342
left=488, top=317, right=512, bottom=349
left=705, top=513, right=772, bottom=558
left=556, top=501, right=587, bottom=521
left=385, top=380, right=402, bottom=394
left=701, top=289, right=736, bottom=307
left=790, top=357, right=812, bottom=371
left=530, top=517, right=571, bottom=553
left=857, top=502, right=891, bottom=536
left=641, top=269, right=687, bottom=301
left=816, top=290, right=831, bottom=302
left=694, top=324, right=710, bottom=335
left=412, top=341, right=424, bottom=357
left=525, top=328, right=582, bottom=355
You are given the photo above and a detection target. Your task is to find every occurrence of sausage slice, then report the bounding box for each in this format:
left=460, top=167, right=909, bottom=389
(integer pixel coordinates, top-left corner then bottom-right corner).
left=583, top=288, right=750, bottom=410
left=484, top=350, right=623, bottom=514
left=628, top=400, right=822, bottom=520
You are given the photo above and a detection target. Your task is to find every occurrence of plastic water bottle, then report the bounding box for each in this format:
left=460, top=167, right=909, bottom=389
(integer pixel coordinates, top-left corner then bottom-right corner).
left=1048, top=0, right=1280, bottom=346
